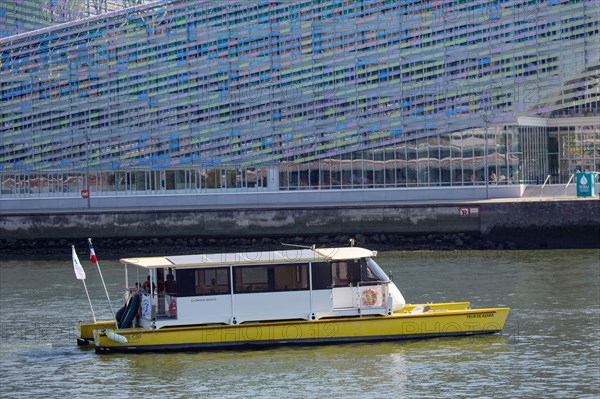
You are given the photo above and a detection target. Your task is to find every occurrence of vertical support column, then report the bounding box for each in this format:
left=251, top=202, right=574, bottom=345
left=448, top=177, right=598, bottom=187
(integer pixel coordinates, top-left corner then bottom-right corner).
left=229, top=265, right=236, bottom=325
left=267, top=164, right=279, bottom=191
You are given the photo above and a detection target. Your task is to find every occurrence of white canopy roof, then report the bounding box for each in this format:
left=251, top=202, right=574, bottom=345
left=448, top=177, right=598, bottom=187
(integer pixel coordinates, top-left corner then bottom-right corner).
left=120, top=246, right=376, bottom=269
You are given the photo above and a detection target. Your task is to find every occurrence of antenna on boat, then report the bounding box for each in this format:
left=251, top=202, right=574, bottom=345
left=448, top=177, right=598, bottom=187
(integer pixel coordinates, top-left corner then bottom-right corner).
left=280, top=242, right=314, bottom=249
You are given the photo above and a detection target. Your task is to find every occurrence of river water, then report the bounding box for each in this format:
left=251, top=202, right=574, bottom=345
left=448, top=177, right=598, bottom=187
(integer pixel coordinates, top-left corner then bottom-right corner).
left=0, top=250, right=598, bottom=398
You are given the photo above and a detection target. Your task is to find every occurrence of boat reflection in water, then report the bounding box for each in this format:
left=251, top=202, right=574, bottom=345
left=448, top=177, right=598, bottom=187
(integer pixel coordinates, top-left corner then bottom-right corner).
left=77, top=245, right=509, bottom=353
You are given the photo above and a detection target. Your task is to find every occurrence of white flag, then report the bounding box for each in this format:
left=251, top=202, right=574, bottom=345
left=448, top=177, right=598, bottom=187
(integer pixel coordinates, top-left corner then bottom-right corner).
left=72, top=246, right=86, bottom=280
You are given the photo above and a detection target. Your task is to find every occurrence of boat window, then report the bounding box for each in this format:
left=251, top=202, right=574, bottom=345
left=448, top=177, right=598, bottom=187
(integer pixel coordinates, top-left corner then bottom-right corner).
left=331, top=259, right=361, bottom=287
left=233, top=264, right=308, bottom=293
left=235, top=266, right=269, bottom=293
left=274, top=264, right=308, bottom=291
left=175, top=267, right=231, bottom=297
left=195, top=268, right=231, bottom=295
left=361, top=258, right=390, bottom=282
left=311, top=262, right=332, bottom=290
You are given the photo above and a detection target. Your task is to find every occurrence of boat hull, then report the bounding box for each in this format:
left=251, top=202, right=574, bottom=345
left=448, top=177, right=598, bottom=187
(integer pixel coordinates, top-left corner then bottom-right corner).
left=94, top=306, right=509, bottom=353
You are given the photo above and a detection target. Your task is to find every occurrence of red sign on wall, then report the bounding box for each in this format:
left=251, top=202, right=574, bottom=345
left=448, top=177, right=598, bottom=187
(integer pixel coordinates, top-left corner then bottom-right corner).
left=458, top=206, right=479, bottom=216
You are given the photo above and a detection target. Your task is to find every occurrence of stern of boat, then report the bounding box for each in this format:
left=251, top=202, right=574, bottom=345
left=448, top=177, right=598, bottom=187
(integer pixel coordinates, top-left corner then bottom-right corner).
left=77, top=320, right=116, bottom=345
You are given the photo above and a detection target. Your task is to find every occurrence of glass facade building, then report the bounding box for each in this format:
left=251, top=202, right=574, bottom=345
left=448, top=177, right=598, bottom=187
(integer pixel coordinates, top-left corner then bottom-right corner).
left=1, top=0, right=598, bottom=197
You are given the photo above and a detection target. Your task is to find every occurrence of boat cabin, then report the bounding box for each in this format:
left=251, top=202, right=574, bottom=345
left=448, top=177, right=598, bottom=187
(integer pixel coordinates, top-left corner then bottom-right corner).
left=119, top=247, right=406, bottom=329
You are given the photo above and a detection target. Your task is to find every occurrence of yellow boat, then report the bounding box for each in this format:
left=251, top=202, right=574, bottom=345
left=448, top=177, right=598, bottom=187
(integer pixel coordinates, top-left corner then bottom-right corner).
left=84, top=246, right=509, bottom=353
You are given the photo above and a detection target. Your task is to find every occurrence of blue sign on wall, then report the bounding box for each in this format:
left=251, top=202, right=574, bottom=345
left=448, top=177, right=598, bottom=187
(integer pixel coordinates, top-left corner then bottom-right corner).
left=576, top=172, right=597, bottom=197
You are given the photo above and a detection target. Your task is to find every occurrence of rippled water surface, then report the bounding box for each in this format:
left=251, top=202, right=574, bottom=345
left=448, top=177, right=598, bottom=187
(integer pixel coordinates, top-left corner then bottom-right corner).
left=1, top=250, right=598, bottom=398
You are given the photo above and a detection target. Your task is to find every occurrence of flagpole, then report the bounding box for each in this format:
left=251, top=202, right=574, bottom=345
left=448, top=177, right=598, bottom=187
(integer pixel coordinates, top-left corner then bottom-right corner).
left=72, top=245, right=96, bottom=322
left=88, top=238, right=118, bottom=328
left=81, top=278, right=97, bottom=323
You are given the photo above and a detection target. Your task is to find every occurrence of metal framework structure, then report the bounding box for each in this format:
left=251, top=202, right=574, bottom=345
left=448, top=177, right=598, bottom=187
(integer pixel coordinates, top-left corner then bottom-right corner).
left=0, top=0, right=155, bottom=38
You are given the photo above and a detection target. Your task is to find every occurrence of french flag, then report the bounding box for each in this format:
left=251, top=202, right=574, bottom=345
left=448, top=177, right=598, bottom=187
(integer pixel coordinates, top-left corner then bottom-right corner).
left=88, top=239, right=97, bottom=264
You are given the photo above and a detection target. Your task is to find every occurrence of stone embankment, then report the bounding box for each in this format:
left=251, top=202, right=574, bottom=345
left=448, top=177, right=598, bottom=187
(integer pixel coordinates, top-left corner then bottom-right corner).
left=1, top=198, right=597, bottom=259
left=0, top=233, right=516, bottom=260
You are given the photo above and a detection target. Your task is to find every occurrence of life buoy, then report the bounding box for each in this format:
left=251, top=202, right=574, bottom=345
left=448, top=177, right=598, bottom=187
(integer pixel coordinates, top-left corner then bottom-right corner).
left=361, top=288, right=378, bottom=306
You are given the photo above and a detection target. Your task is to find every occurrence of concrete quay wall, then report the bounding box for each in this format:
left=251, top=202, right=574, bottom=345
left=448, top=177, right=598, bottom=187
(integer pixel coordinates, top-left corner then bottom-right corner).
left=1, top=199, right=598, bottom=249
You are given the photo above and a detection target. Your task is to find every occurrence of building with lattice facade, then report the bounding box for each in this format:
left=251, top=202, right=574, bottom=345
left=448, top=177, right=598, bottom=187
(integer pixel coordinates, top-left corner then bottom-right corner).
left=0, top=0, right=598, bottom=199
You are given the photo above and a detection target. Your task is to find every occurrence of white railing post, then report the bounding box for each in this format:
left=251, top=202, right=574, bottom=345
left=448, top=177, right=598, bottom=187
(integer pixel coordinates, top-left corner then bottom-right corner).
left=541, top=175, right=551, bottom=189
left=565, top=174, right=575, bottom=188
